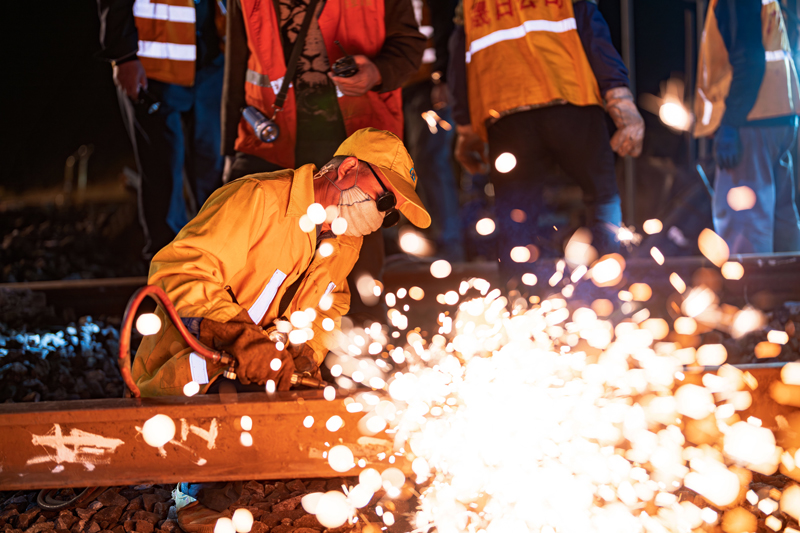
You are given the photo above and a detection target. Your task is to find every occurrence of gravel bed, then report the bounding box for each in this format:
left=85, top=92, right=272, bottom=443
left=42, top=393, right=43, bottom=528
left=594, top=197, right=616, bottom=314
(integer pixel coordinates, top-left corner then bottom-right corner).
left=0, top=479, right=413, bottom=533
left=1, top=203, right=147, bottom=283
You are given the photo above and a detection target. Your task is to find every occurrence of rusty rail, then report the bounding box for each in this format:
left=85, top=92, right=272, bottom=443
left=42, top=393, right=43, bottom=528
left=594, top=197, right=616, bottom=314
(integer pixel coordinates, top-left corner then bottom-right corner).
left=0, top=389, right=409, bottom=491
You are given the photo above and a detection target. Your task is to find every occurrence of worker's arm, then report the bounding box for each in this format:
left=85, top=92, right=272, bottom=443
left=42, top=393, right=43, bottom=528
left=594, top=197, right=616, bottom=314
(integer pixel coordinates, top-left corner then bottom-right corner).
left=221, top=0, right=249, bottom=157
left=97, top=0, right=147, bottom=98
left=371, top=0, right=428, bottom=91
left=282, top=235, right=362, bottom=367
left=148, top=179, right=272, bottom=322
left=572, top=0, right=629, bottom=95
left=715, top=0, right=765, bottom=128
left=96, top=0, right=139, bottom=63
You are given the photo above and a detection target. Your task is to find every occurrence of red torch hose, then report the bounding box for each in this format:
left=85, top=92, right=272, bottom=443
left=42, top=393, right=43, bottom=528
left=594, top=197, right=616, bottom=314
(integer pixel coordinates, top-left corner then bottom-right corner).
left=118, top=285, right=232, bottom=398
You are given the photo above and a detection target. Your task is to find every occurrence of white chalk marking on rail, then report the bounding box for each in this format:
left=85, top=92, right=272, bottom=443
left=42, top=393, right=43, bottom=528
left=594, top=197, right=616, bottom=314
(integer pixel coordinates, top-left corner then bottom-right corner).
left=185, top=419, right=218, bottom=450
left=136, top=422, right=212, bottom=465
left=27, top=424, right=124, bottom=471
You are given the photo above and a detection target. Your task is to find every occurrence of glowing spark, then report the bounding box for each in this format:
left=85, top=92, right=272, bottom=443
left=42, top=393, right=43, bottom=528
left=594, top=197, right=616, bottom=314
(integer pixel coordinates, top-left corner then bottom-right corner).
left=643, top=219, right=663, bottom=234
left=240, top=416, right=252, bottom=431
left=669, top=272, right=686, bottom=293
left=232, top=509, right=253, bottom=533
left=331, top=217, right=348, bottom=235
left=430, top=260, right=452, bottom=279
left=721, top=261, right=744, bottom=280
left=650, top=246, right=665, bottom=265
left=495, top=152, right=517, bottom=173
left=698, top=228, right=730, bottom=267
left=142, top=414, right=175, bottom=448
left=136, top=313, right=162, bottom=336
left=510, top=246, right=531, bottom=263
left=328, top=445, right=355, bottom=472
left=299, top=215, right=315, bottom=233
left=307, top=203, right=327, bottom=225
left=727, top=186, right=757, bottom=211
left=183, top=381, right=200, bottom=397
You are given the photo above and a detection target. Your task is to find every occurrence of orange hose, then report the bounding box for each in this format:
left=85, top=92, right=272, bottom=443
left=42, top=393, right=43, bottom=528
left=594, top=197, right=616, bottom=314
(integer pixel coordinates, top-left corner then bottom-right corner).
left=118, top=285, right=231, bottom=397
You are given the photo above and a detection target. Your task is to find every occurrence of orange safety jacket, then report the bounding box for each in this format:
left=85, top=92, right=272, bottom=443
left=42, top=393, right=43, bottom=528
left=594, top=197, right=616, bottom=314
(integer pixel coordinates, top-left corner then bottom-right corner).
left=463, top=0, right=602, bottom=140
left=133, top=0, right=227, bottom=87
left=234, top=0, right=404, bottom=169
left=694, top=0, right=800, bottom=138
left=134, top=166, right=362, bottom=397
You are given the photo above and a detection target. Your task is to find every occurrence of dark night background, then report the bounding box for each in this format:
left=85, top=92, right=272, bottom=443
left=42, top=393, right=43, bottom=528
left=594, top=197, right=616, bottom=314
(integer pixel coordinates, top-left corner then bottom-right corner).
left=0, top=0, right=688, bottom=195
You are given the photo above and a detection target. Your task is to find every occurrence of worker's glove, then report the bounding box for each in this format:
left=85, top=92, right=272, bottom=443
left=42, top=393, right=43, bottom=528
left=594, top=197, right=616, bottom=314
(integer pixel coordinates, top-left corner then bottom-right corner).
left=199, top=310, right=296, bottom=389
left=287, top=343, right=323, bottom=381
left=455, top=124, right=489, bottom=175
left=714, top=124, right=742, bottom=170
left=605, top=87, right=645, bottom=158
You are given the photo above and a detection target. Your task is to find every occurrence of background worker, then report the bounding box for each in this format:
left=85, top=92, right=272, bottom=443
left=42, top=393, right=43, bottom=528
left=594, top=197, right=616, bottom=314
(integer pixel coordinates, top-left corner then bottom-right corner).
left=695, top=0, right=800, bottom=254
left=220, top=0, right=426, bottom=323
left=401, top=0, right=465, bottom=262
left=97, top=0, right=227, bottom=259
left=450, top=0, right=644, bottom=281
left=133, top=128, right=431, bottom=531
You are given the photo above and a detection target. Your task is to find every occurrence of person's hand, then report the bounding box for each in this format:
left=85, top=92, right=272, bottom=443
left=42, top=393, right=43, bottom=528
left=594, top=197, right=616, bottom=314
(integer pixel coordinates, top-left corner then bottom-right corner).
left=113, top=59, right=148, bottom=100
left=455, top=124, right=489, bottom=175
left=714, top=124, right=742, bottom=170
left=605, top=86, right=645, bottom=158
left=329, top=55, right=382, bottom=97
left=287, top=343, right=322, bottom=381
left=199, top=310, right=296, bottom=389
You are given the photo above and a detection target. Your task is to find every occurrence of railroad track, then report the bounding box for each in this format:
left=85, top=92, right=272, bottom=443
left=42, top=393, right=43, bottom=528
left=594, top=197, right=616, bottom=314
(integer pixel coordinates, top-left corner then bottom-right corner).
left=0, top=363, right=793, bottom=491
left=2, top=254, right=800, bottom=492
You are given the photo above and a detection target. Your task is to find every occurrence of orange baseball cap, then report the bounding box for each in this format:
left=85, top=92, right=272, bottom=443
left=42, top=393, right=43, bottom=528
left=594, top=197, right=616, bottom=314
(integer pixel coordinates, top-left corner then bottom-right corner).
left=334, top=128, right=431, bottom=228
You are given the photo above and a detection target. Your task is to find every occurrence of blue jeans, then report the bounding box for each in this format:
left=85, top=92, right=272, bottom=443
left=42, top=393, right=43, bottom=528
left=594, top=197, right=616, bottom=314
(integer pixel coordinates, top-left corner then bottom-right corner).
left=713, top=124, right=800, bottom=253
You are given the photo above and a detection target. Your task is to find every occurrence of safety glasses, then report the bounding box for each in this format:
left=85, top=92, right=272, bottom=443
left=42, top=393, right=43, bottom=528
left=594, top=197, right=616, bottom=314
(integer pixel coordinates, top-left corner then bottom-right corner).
left=365, top=163, right=400, bottom=228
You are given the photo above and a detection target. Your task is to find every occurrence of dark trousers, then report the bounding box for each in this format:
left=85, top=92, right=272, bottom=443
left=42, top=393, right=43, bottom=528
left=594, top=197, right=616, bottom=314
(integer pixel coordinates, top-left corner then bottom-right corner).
left=228, top=152, right=385, bottom=322
left=402, top=81, right=464, bottom=261
left=487, top=104, right=622, bottom=281
left=118, top=56, right=225, bottom=258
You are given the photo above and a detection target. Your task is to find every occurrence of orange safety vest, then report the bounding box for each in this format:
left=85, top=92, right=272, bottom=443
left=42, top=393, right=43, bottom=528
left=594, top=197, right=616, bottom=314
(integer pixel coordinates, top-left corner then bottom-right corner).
left=235, top=0, right=404, bottom=169
left=463, top=0, right=602, bottom=140
left=694, top=0, right=800, bottom=138
left=133, top=0, right=227, bottom=87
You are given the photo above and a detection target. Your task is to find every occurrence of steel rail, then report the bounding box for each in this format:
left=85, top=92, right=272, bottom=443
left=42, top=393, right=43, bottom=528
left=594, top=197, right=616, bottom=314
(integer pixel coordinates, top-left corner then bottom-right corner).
left=0, top=389, right=409, bottom=491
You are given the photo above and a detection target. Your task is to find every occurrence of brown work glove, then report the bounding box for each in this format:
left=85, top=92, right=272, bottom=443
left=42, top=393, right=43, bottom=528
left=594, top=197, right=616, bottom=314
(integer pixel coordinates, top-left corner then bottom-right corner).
left=605, top=87, right=645, bottom=158
left=199, top=310, right=296, bottom=389
left=287, top=343, right=322, bottom=381
left=455, top=124, right=490, bottom=175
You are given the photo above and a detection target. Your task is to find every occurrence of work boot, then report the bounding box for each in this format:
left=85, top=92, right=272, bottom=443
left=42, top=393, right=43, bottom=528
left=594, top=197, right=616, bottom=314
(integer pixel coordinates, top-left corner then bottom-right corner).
left=177, top=501, right=231, bottom=533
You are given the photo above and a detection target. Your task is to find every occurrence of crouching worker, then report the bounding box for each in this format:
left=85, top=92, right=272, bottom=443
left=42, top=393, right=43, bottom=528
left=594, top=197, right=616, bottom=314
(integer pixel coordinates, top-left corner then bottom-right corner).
left=132, top=128, right=431, bottom=532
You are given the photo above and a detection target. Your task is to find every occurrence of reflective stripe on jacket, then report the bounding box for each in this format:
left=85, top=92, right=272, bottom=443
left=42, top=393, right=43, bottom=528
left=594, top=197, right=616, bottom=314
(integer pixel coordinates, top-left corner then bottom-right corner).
left=233, top=0, right=404, bottom=169
left=695, top=0, right=800, bottom=138
left=463, top=0, right=602, bottom=140
left=133, top=166, right=362, bottom=397
left=134, top=0, right=227, bottom=86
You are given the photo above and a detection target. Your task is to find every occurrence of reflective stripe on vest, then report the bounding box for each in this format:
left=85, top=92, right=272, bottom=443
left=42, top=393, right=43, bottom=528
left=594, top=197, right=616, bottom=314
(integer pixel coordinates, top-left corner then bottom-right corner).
left=463, top=0, right=601, bottom=140
left=465, top=17, right=577, bottom=63
left=138, top=41, right=196, bottom=61
left=134, top=0, right=195, bottom=22
left=245, top=69, right=286, bottom=95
